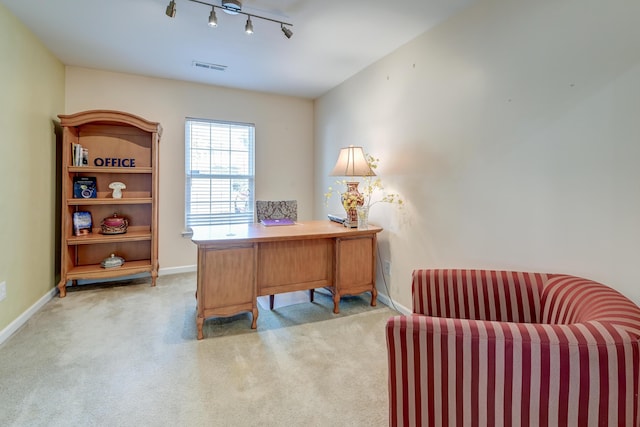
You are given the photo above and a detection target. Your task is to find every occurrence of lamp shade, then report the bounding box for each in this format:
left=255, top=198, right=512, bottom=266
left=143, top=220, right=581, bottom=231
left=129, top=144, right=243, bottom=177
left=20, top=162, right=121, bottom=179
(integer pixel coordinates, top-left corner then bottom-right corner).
left=329, top=146, right=376, bottom=177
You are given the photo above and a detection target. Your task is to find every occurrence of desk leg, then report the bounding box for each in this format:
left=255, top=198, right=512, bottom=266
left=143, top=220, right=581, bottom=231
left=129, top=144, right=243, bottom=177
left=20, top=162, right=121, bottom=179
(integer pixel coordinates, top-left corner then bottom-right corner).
left=196, top=315, right=204, bottom=340
left=333, top=293, right=340, bottom=314
left=251, top=307, right=258, bottom=329
left=371, top=287, right=378, bottom=307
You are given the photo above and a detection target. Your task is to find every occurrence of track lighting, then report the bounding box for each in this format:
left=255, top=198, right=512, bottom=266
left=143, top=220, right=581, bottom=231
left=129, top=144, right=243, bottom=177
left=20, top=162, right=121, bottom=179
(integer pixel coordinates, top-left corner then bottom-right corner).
left=166, top=0, right=293, bottom=39
left=165, top=0, right=176, bottom=18
left=208, top=7, right=217, bottom=27
left=281, top=24, right=293, bottom=39
left=244, top=16, right=253, bottom=34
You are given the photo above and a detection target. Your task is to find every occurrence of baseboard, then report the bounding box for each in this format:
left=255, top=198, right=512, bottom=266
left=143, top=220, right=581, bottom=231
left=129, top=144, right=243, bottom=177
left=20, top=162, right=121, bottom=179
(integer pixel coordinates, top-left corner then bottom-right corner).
left=0, top=287, right=57, bottom=346
left=158, top=265, right=196, bottom=276
left=377, top=292, right=411, bottom=315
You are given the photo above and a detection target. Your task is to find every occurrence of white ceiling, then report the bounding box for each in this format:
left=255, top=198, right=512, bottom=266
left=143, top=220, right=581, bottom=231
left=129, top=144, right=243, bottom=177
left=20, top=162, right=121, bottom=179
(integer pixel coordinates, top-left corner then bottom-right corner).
left=1, top=0, right=475, bottom=99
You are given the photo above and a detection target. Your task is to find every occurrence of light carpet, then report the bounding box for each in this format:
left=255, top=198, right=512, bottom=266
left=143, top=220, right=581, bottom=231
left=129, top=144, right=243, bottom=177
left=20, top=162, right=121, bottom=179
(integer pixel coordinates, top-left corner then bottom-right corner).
left=0, top=273, right=396, bottom=426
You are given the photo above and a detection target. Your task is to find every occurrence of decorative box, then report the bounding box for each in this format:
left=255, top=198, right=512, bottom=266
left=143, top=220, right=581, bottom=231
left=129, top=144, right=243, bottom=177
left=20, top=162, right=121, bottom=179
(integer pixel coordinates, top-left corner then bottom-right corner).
left=100, top=213, right=128, bottom=235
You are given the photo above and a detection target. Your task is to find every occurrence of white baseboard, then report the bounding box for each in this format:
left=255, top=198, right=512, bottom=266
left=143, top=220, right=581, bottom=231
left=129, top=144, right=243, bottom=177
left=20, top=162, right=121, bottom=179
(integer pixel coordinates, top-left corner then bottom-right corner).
left=158, top=265, right=196, bottom=276
left=377, top=292, right=411, bottom=315
left=0, top=287, right=57, bottom=346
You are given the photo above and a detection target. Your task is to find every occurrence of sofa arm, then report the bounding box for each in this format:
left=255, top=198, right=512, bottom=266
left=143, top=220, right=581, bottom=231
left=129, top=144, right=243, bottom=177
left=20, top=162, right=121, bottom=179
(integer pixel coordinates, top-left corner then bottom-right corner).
left=386, top=315, right=640, bottom=427
left=411, top=269, right=548, bottom=323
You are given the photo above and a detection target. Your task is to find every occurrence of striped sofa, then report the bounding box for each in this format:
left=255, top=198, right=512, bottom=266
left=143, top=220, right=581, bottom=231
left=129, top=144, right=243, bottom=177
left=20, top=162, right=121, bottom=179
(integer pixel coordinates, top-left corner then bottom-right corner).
left=386, top=269, right=640, bottom=426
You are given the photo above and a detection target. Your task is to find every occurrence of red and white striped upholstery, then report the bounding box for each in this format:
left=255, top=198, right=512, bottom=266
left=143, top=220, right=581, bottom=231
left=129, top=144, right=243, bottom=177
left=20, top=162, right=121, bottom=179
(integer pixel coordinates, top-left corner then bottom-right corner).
left=387, top=269, right=640, bottom=427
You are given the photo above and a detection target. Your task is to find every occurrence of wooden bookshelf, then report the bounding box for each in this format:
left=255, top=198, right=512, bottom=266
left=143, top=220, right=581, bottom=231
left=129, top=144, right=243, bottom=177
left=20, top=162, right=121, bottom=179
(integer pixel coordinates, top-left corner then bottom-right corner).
left=57, top=110, right=161, bottom=297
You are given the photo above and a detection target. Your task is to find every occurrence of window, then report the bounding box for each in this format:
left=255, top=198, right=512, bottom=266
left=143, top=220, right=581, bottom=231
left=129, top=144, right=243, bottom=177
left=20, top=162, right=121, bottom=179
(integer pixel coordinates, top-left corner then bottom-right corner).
left=185, top=118, right=255, bottom=227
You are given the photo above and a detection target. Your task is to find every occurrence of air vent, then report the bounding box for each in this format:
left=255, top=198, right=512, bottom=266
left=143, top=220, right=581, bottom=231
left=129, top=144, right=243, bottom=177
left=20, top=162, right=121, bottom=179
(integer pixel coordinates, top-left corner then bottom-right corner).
left=192, top=61, right=228, bottom=72
left=221, top=0, right=242, bottom=14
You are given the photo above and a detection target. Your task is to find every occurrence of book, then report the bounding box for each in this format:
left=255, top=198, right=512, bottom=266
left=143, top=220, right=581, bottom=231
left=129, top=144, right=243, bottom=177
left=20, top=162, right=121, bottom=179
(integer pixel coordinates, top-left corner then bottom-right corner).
left=72, top=143, right=79, bottom=166
left=261, top=218, right=295, bottom=226
left=73, top=211, right=93, bottom=236
left=73, top=176, right=97, bottom=198
left=328, top=213, right=346, bottom=224
left=71, top=143, right=89, bottom=166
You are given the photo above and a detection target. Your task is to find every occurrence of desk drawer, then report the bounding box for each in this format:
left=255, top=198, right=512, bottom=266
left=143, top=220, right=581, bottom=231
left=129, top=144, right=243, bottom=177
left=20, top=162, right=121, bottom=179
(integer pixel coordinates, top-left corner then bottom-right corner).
left=258, top=238, right=333, bottom=293
left=198, top=245, right=255, bottom=313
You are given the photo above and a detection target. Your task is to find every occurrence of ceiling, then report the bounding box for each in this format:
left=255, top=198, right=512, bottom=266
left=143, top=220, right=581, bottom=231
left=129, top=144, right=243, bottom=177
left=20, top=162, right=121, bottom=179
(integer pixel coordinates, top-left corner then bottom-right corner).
left=1, top=0, right=475, bottom=99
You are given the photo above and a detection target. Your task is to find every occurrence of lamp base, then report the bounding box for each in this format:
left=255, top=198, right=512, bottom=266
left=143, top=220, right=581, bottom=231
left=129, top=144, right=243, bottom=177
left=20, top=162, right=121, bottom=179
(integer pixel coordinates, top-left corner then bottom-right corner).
left=343, top=219, right=358, bottom=228
left=341, top=181, right=364, bottom=228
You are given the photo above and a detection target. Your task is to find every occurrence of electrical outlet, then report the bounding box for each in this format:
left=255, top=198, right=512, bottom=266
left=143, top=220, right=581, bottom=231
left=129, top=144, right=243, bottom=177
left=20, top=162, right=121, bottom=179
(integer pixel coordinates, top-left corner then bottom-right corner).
left=383, top=260, right=391, bottom=277
left=0, top=281, right=6, bottom=302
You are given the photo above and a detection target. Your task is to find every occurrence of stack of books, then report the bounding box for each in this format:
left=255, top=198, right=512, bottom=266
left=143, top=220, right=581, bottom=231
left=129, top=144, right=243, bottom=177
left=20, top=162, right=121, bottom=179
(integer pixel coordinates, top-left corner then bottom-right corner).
left=72, top=143, right=89, bottom=166
left=328, top=213, right=346, bottom=225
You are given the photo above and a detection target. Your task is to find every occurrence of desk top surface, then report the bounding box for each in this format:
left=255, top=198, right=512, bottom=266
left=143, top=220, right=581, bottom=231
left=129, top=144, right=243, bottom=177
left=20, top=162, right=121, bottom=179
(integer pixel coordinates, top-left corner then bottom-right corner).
left=191, top=220, right=383, bottom=244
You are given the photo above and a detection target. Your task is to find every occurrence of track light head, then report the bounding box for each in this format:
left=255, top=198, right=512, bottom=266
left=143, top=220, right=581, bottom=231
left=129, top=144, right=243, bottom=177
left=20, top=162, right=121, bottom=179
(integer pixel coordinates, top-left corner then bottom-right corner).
left=245, top=16, right=254, bottom=34
left=165, top=0, right=176, bottom=18
left=208, top=7, right=217, bottom=27
left=281, top=25, right=293, bottom=39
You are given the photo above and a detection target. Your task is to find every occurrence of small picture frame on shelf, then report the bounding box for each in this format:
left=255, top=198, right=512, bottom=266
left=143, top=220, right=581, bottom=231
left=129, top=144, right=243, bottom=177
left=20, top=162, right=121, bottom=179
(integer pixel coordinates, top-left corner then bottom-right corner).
left=73, top=211, right=93, bottom=236
left=82, top=148, right=89, bottom=166
left=73, top=176, right=97, bottom=198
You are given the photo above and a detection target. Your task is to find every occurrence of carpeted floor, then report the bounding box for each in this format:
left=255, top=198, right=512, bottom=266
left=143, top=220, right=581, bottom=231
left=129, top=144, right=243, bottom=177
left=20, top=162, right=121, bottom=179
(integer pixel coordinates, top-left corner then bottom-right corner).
left=0, top=273, right=397, bottom=426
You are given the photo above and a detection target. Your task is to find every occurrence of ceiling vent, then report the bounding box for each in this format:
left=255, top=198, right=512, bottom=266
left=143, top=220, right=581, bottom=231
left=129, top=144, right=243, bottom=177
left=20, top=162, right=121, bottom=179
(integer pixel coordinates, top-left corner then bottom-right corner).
left=192, top=61, right=227, bottom=72
left=221, top=0, right=242, bottom=15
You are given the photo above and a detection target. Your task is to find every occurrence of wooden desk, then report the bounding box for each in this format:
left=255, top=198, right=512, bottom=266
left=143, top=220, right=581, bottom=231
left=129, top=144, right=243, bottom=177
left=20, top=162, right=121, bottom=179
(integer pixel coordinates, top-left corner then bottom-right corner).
left=191, top=220, right=383, bottom=339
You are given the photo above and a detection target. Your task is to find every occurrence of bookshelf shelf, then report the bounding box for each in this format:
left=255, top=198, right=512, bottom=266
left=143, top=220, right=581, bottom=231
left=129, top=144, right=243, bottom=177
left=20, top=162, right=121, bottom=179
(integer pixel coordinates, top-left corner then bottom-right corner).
left=66, top=260, right=154, bottom=281
left=68, top=166, right=153, bottom=174
left=67, top=198, right=153, bottom=206
left=57, top=110, right=161, bottom=297
left=66, top=229, right=152, bottom=245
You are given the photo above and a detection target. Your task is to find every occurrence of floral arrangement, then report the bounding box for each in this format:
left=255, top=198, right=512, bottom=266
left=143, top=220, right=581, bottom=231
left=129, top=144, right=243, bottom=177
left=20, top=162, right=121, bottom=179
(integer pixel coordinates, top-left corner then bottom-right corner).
left=325, top=154, right=403, bottom=211
left=341, top=183, right=364, bottom=211
left=359, top=154, right=403, bottom=209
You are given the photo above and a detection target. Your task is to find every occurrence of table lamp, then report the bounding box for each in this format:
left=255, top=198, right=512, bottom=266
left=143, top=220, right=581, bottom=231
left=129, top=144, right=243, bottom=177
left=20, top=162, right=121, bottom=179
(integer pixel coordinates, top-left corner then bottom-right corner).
left=330, top=145, right=376, bottom=227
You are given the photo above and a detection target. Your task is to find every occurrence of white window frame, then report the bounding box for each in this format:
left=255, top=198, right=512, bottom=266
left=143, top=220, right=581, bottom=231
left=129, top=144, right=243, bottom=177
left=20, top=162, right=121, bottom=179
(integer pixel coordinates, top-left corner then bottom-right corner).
left=185, top=118, right=255, bottom=229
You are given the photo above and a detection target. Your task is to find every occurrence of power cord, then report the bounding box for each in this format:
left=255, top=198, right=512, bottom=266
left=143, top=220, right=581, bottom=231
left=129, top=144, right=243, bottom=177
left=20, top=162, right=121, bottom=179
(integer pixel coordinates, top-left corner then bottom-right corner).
left=377, top=244, right=400, bottom=313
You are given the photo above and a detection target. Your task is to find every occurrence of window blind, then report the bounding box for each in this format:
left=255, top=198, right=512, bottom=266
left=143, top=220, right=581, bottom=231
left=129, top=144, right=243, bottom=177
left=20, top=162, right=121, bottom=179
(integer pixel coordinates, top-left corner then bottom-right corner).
left=185, top=118, right=255, bottom=227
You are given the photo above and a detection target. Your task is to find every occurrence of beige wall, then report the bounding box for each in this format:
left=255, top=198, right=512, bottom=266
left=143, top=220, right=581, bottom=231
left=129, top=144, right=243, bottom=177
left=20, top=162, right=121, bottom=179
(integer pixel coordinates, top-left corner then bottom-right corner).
left=65, top=67, right=315, bottom=271
left=315, top=0, right=640, bottom=309
left=0, top=5, right=65, bottom=331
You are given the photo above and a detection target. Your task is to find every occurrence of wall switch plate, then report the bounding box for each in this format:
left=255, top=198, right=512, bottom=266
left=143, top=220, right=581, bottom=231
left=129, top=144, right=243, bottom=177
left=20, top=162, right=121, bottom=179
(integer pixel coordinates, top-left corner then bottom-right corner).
left=0, top=281, right=6, bottom=302
left=383, top=260, right=391, bottom=277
